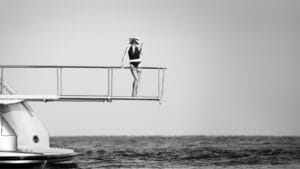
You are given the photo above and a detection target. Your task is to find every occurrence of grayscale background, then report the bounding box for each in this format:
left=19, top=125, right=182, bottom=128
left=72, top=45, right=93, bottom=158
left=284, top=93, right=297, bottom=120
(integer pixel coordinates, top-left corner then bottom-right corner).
left=0, top=0, right=299, bottom=136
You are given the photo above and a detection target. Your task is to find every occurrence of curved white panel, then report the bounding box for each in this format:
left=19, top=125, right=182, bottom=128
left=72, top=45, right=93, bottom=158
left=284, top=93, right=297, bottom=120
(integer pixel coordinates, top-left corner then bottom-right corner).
left=0, top=116, right=17, bottom=151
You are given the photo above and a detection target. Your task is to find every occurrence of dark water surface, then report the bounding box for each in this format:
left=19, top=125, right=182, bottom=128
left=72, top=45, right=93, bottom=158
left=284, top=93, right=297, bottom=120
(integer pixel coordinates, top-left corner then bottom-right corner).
left=47, top=136, right=300, bottom=169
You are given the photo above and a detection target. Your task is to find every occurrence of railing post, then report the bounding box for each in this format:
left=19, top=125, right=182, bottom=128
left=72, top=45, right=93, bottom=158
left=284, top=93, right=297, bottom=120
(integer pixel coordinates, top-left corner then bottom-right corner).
left=60, top=68, right=63, bottom=95
left=158, top=68, right=161, bottom=99
left=111, top=68, right=113, bottom=97
left=160, top=69, right=166, bottom=104
left=107, top=68, right=111, bottom=101
left=0, top=67, right=3, bottom=94
left=56, top=68, right=59, bottom=96
left=56, top=67, right=63, bottom=96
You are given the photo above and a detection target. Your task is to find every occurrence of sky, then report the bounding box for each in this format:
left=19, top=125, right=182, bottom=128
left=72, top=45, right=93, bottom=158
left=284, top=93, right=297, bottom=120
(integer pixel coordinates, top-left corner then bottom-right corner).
left=0, top=0, right=299, bottom=136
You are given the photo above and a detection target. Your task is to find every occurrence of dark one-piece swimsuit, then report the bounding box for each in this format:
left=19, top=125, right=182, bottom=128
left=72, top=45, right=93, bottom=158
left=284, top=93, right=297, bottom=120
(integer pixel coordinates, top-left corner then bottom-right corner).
left=128, top=46, right=141, bottom=68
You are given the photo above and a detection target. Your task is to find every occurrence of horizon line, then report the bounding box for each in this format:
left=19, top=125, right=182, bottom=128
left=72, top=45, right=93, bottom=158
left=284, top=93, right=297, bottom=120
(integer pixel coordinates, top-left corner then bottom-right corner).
left=50, top=134, right=300, bottom=137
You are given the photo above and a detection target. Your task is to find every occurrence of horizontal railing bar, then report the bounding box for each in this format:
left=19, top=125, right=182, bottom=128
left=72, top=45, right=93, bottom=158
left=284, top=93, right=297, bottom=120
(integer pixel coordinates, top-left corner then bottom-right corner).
left=0, top=65, right=167, bottom=70
left=0, top=95, right=58, bottom=100
left=59, top=96, right=159, bottom=101
left=0, top=95, right=160, bottom=101
left=109, top=96, right=159, bottom=101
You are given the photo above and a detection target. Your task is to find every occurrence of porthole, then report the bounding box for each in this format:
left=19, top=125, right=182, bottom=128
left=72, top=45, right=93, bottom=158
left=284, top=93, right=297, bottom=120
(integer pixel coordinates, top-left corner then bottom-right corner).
left=33, top=135, right=39, bottom=143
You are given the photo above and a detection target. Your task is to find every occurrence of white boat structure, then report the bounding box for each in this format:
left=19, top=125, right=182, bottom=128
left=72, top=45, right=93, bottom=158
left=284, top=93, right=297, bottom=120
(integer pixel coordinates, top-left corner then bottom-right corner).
left=0, top=65, right=166, bottom=168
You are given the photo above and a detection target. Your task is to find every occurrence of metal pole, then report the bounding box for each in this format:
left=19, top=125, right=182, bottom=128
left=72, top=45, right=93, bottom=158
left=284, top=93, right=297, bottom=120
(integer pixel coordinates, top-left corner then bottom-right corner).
left=107, top=68, right=111, bottom=100
left=159, top=69, right=166, bottom=104
left=56, top=68, right=59, bottom=96
left=161, top=69, right=165, bottom=98
left=60, top=68, right=63, bottom=95
left=0, top=65, right=166, bottom=70
left=158, top=68, right=161, bottom=99
left=111, top=68, right=113, bottom=97
left=1, top=67, right=4, bottom=94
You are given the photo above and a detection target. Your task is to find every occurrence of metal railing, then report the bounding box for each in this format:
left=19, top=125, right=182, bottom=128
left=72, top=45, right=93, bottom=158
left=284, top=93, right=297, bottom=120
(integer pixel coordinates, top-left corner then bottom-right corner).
left=0, top=65, right=166, bottom=103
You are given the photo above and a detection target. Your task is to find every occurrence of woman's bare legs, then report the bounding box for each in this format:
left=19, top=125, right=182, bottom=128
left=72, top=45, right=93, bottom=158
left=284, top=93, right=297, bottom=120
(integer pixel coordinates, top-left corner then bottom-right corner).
left=136, top=68, right=142, bottom=96
left=130, top=65, right=139, bottom=96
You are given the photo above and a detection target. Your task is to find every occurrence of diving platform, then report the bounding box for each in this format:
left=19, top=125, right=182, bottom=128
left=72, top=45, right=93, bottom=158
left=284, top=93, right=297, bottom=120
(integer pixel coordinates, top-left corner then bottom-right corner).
left=0, top=65, right=166, bottom=103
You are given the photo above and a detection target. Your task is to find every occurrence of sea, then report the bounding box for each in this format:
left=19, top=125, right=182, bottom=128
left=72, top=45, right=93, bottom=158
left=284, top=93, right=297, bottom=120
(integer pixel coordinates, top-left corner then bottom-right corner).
left=46, top=136, right=300, bottom=169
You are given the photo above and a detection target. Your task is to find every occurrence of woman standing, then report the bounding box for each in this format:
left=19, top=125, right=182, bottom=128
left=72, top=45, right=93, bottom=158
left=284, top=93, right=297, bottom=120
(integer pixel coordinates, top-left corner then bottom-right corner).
left=121, top=37, right=143, bottom=97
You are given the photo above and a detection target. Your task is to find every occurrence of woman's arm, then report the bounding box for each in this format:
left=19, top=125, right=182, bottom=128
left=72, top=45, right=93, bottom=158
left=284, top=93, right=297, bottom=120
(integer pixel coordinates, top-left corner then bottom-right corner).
left=139, top=43, right=144, bottom=56
left=121, top=46, right=129, bottom=67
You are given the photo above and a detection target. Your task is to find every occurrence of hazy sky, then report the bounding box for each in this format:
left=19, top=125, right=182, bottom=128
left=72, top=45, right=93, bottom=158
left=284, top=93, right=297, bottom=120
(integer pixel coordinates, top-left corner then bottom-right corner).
left=0, top=0, right=299, bottom=136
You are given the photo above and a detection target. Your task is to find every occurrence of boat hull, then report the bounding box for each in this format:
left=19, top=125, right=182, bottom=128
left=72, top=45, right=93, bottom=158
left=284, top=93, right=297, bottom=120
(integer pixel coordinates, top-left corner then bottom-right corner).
left=0, top=151, right=76, bottom=169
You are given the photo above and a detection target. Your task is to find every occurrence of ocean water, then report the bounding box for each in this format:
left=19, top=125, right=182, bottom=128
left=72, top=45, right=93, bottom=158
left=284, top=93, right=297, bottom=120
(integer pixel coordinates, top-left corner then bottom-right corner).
left=47, top=136, right=300, bottom=169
